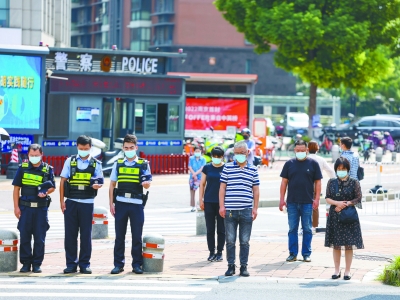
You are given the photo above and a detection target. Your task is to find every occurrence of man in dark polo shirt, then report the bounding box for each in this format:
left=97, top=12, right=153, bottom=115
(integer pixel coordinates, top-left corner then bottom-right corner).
left=279, top=140, right=322, bottom=263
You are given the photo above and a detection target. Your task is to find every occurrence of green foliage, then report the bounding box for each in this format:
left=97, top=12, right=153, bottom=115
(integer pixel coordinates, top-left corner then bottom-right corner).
left=378, top=256, right=400, bottom=287
left=214, top=0, right=400, bottom=120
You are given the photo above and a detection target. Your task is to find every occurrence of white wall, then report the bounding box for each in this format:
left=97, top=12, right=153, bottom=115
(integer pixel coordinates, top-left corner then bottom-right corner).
left=0, top=28, right=22, bottom=45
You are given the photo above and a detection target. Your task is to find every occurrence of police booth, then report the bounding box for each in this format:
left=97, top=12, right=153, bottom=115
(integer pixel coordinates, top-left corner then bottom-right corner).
left=44, top=47, right=187, bottom=155
left=0, top=44, right=49, bottom=170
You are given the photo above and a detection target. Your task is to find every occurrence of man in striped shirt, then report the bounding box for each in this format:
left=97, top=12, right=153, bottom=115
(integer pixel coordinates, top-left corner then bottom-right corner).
left=219, top=141, right=260, bottom=277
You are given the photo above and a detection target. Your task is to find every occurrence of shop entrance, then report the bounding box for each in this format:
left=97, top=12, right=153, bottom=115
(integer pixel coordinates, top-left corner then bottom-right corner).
left=102, top=98, right=135, bottom=150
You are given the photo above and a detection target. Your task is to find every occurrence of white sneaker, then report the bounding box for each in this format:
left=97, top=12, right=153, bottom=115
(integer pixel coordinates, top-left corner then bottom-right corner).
left=298, top=229, right=303, bottom=236
left=191, top=207, right=196, bottom=212
left=312, top=227, right=316, bottom=235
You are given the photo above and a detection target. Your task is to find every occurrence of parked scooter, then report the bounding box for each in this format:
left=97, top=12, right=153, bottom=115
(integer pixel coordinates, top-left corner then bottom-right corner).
left=101, top=138, right=124, bottom=176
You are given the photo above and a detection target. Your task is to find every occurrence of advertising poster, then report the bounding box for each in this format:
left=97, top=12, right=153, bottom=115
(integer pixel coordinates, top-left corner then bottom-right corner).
left=185, top=97, right=249, bottom=130
left=76, top=107, right=92, bottom=121
left=0, top=54, right=42, bottom=129
left=1, top=134, right=34, bottom=153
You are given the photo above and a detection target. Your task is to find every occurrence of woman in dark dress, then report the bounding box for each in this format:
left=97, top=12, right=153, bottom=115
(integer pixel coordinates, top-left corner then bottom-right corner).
left=199, top=146, right=225, bottom=262
left=325, top=157, right=363, bottom=281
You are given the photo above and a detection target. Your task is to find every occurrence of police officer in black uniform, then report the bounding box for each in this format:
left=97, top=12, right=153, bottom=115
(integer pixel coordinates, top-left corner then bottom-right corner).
left=60, top=135, right=103, bottom=274
left=109, top=134, right=152, bottom=274
left=12, top=144, right=55, bottom=273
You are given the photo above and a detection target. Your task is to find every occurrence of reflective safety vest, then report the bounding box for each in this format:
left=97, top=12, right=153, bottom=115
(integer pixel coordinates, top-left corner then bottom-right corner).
left=67, top=155, right=98, bottom=199
left=21, top=162, right=51, bottom=198
left=116, top=158, right=148, bottom=195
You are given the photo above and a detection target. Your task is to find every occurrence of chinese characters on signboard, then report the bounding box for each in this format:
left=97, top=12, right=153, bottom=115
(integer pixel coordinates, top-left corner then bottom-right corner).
left=185, top=98, right=249, bottom=131
left=1, top=134, right=34, bottom=153
left=0, top=75, right=34, bottom=89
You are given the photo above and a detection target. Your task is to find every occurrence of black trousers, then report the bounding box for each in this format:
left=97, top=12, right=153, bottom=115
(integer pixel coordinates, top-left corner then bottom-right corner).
left=204, top=202, right=225, bottom=253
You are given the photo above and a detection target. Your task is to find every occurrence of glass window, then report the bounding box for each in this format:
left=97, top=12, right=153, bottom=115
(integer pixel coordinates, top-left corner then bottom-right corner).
left=0, top=7, right=9, bottom=27
left=102, top=102, right=113, bottom=129
left=157, top=103, right=168, bottom=134
left=145, top=104, right=156, bottom=133
left=358, top=120, right=374, bottom=127
left=375, top=120, right=391, bottom=127
left=0, top=0, right=8, bottom=9
left=131, top=0, right=141, bottom=11
left=245, top=59, right=252, bottom=74
left=121, top=102, right=127, bottom=129
left=169, top=105, right=179, bottom=132
left=135, top=103, right=144, bottom=133
left=390, top=121, right=400, bottom=127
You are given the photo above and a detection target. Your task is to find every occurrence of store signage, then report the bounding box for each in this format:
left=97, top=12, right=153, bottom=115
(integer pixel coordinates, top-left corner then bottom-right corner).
left=0, top=54, right=42, bottom=130
left=42, top=140, right=77, bottom=147
left=137, top=140, right=182, bottom=147
left=1, top=134, right=34, bottom=153
left=49, top=74, right=183, bottom=96
left=121, top=57, right=158, bottom=73
left=185, top=98, right=249, bottom=131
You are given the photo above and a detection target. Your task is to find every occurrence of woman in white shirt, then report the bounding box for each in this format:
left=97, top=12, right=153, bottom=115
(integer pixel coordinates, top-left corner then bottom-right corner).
left=308, top=141, right=336, bottom=233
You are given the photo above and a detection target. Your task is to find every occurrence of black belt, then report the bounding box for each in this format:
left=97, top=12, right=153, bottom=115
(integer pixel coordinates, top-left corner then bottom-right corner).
left=116, top=192, right=143, bottom=199
left=19, top=200, right=51, bottom=208
left=70, top=185, right=92, bottom=191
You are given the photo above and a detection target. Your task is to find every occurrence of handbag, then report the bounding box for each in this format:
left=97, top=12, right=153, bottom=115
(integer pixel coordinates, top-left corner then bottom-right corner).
left=333, top=179, right=359, bottom=224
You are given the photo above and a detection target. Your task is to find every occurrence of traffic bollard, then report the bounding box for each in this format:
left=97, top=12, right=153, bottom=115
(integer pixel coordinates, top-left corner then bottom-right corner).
left=92, top=206, right=108, bottom=239
left=0, top=229, right=18, bottom=272
left=142, top=234, right=165, bottom=272
left=196, top=208, right=206, bottom=235
left=331, top=145, right=340, bottom=162
left=375, top=147, right=383, bottom=162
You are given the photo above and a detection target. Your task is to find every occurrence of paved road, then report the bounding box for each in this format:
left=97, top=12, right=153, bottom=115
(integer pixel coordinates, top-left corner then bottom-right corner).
left=0, top=276, right=399, bottom=300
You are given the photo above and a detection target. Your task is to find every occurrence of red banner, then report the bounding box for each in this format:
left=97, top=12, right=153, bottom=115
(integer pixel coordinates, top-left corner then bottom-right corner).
left=185, top=98, right=249, bottom=130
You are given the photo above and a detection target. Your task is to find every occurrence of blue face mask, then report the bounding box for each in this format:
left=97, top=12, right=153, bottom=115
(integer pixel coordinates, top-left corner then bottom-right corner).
left=337, top=170, right=348, bottom=178
left=125, top=150, right=136, bottom=159
left=194, top=152, right=201, bottom=157
left=235, top=154, right=247, bottom=164
left=78, top=149, right=90, bottom=158
left=212, top=157, right=222, bottom=165
left=295, top=152, right=307, bottom=160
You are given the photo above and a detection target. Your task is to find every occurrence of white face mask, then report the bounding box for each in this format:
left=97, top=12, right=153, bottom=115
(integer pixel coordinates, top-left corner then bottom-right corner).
left=29, top=156, right=42, bottom=165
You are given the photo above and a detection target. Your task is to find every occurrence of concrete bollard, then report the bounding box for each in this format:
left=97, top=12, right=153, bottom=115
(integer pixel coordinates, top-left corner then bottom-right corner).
left=0, top=229, right=18, bottom=272
left=331, top=145, right=340, bottom=163
left=375, top=147, right=383, bottom=162
left=92, top=206, right=108, bottom=239
left=142, top=234, right=165, bottom=272
left=196, top=208, right=207, bottom=235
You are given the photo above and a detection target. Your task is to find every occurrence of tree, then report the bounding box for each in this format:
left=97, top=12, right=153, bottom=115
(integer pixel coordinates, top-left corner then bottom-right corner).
left=214, top=0, right=400, bottom=131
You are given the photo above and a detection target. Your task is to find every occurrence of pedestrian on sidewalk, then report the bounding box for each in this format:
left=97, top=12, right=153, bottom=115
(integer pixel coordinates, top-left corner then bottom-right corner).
left=279, top=140, right=322, bottom=263
left=188, top=146, right=206, bottom=212
left=308, top=141, right=336, bottom=234
left=60, top=135, right=104, bottom=274
left=340, top=137, right=359, bottom=180
left=12, top=144, right=56, bottom=273
left=325, top=157, right=363, bottom=281
left=219, top=141, right=260, bottom=277
left=109, top=134, right=152, bottom=275
left=199, top=146, right=226, bottom=262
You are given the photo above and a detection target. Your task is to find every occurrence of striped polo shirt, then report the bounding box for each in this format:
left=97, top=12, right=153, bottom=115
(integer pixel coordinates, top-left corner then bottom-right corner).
left=220, top=161, right=260, bottom=210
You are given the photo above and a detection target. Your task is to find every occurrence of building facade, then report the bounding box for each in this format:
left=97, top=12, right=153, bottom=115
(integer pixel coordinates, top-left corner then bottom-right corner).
left=0, top=0, right=70, bottom=47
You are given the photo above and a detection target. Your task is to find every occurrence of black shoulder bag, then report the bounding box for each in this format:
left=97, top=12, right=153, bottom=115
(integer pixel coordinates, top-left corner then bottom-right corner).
left=333, top=179, right=359, bottom=224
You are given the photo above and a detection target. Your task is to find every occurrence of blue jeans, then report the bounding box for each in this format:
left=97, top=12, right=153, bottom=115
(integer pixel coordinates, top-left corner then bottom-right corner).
left=287, top=202, right=313, bottom=257
left=225, top=208, right=253, bottom=265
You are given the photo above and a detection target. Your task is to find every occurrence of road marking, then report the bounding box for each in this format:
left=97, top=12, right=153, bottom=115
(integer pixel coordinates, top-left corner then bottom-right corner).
left=0, top=293, right=195, bottom=299
left=361, top=220, right=400, bottom=228
left=0, top=284, right=211, bottom=292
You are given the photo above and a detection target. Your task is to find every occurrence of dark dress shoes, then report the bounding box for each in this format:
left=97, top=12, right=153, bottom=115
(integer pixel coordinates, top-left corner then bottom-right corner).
left=332, top=271, right=341, bottom=279
left=80, top=267, right=92, bottom=274
left=240, top=265, right=250, bottom=277
left=32, top=265, right=42, bottom=273
left=344, top=274, right=352, bottom=280
left=111, top=267, right=124, bottom=274
left=132, top=266, right=144, bottom=274
left=63, top=267, right=77, bottom=274
left=20, top=264, right=31, bottom=273
left=225, top=264, right=235, bottom=276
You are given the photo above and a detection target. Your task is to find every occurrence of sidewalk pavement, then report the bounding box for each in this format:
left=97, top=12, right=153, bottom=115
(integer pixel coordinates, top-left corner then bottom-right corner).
left=0, top=229, right=396, bottom=284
